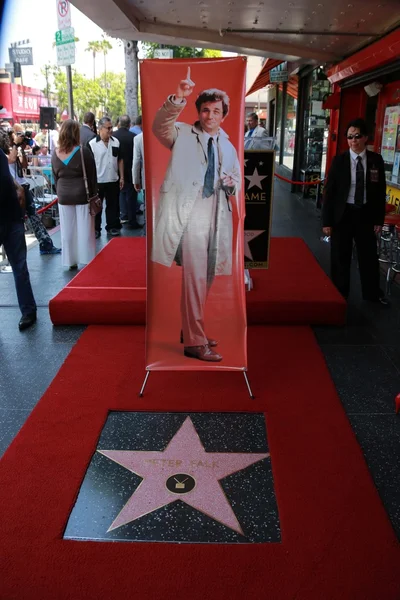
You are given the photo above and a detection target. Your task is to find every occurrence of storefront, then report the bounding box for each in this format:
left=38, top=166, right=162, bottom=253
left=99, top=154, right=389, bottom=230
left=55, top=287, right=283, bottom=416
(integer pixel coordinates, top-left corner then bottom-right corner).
left=291, top=66, right=332, bottom=201
left=246, top=60, right=332, bottom=201
left=379, top=93, right=400, bottom=209
left=272, top=75, right=298, bottom=174
left=325, top=27, right=400, bottom=208
left=275, top=77, right=298, bottom=172
left=0, top=82, right=48, bottom=128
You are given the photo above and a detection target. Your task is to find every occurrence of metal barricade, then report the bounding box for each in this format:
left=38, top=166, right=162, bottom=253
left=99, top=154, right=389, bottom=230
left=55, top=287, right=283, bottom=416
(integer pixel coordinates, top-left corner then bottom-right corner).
left=26, top=165, right=59, bottom=228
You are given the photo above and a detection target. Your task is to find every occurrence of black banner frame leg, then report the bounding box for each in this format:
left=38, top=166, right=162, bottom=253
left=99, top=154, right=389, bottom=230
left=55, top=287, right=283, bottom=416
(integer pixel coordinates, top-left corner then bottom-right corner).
left=139, top=370, right=150, bottom=397
left=243, top=370, right=255, bottom=399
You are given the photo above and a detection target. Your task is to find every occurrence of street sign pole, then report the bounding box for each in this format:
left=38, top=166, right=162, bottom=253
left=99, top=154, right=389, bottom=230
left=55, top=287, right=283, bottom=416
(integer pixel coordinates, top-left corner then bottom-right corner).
left=56, top=1, right=74, bottom=119
left=66, top=65, right=74, bottom=120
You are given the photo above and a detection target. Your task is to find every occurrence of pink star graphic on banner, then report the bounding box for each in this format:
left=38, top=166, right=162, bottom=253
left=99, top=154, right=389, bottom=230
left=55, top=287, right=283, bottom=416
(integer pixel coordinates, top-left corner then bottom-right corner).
left=245, top=167, right=268, bottom=190
left=99, top=417, right=269, bottom=535
left=244, top=230, right=265, bottom=260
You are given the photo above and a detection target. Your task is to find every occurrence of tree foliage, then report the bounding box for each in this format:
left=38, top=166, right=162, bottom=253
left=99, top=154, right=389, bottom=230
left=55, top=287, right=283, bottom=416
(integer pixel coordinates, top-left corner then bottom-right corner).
left=103, top=73, right=126, bottom=120
left=41, top=65, right=126, bottom=122
left=142, top=44, right=222, bottom=59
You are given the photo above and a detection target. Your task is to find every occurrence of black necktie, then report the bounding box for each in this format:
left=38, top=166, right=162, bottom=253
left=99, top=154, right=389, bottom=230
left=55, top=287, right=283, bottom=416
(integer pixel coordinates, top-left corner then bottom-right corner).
left=203, top=138, right=215, bottom=198
left=354, top=155, right=364, bottom=207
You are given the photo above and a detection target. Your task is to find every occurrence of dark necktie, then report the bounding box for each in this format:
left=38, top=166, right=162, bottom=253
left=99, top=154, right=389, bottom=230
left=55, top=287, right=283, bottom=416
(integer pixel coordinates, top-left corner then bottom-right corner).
left=203, top=137, right=215, bottom=198
left=354, top=155, right=364, bottom=207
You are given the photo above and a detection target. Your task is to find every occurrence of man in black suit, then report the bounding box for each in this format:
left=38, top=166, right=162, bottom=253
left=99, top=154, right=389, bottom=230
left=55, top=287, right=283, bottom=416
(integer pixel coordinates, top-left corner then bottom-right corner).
left=80, top=112, right=96, bottom=147
left=322, top=118, right=388, bottom=306
left=113, top=115, right=142, bottom=229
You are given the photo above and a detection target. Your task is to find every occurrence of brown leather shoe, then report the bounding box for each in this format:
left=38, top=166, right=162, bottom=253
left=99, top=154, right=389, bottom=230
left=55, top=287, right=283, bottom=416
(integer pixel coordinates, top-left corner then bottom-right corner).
left=184, top=345, right=223, bottom=362
left=180, top=331, right=218, bottom=347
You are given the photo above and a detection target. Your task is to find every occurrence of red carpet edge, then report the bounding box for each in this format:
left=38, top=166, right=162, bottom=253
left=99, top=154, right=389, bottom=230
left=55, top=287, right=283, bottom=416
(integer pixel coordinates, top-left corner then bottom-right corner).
left=49, top=237, right=346, bottom=326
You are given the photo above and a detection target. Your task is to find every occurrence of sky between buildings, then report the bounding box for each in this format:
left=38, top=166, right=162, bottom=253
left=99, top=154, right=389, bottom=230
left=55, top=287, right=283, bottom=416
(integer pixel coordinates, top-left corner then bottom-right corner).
left=0, top=0, right=260, bottom=98
left=0, top=0, right=127, bottom=89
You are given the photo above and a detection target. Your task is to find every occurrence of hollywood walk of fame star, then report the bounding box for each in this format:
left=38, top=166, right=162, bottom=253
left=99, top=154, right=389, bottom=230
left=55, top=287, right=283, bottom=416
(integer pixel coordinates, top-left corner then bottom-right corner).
left=245, top=167, right=268, bottom=190
left=244, top=230, right=265, bottom=261
left=98, top=417, right=269, bottom=535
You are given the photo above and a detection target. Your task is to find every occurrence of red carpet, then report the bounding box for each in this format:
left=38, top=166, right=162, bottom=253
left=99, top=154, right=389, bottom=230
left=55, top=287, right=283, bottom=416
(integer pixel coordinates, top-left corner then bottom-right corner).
left=0, top=326, right=398, bottom=600
left=49, top=237, right=346, bottom=326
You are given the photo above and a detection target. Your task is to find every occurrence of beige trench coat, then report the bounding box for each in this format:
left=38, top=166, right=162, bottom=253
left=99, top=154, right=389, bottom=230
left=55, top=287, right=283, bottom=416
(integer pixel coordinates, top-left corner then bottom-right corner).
left=151, top=96, right=241, bottom=276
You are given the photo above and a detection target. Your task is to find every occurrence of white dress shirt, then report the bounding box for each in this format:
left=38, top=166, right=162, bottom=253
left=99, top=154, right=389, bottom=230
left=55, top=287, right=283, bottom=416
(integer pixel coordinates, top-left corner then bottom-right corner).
left=347, top=149, right=367, bottom=205
left=89, top=136, right=120, bottom=183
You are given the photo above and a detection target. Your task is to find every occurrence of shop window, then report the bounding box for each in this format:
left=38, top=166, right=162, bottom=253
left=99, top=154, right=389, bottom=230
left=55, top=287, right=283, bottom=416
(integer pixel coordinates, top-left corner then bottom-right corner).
left=268, top=99, right=275, bottom=137
left=302, top=69, right=331, bottom=180
left=381, top=104, right=400, bottom=188
left=275, top=88, right=282, bottom=161
left=283, top=95, right=297, bottom=171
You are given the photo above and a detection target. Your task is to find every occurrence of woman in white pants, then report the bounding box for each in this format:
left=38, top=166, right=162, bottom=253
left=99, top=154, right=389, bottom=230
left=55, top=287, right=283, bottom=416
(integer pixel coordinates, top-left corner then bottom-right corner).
left=52, top=120, right=97, bottom=269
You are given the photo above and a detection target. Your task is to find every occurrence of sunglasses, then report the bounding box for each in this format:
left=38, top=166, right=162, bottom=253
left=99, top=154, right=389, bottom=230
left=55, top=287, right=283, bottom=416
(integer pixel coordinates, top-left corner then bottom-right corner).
left=347, top=134, right=363, bottom=140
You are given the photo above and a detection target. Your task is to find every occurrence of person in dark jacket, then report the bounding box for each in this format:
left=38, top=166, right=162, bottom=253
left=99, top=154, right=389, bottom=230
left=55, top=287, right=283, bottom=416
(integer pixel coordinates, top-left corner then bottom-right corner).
left=52, top=119, right=97, bottom=270
left=0, top=129, right=37, bottom=330
left=322, top=118, right=388, bottom=306
left=112, top=115, right=142, bottom=229
left=79, top=111, right=96, bottom=147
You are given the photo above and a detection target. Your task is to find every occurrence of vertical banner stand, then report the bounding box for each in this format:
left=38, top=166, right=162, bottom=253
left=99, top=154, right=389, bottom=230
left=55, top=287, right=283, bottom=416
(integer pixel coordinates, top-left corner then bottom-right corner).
left=140, top=58, right=252, bottom=400
left=243, top=370, right=255, bottom=399
left=139, top=371, right=150, bottom=397
left=139, top=270, right=257, bottom=399
left=139, top=369, right=255, bottom=399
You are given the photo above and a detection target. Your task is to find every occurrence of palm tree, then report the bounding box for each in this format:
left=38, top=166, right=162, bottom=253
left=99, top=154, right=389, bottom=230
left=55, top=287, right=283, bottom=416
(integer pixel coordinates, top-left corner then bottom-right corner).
left=99, top=37, right=113, bottom=112
left=124, top=40, right=139, bottom=119
left=85, top=41, right=102, bottom=80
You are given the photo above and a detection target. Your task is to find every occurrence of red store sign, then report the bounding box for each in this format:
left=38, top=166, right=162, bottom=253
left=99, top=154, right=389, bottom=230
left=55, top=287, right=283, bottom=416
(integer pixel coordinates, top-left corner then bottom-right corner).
left=11, top=84, right=48, bottom=118
left=0, top=83, right=48, bottom=122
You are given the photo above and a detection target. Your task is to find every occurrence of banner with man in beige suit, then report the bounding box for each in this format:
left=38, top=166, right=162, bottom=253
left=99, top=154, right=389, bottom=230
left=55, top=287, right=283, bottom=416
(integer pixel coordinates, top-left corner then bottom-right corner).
left=141, top=58, right=247, bottom=371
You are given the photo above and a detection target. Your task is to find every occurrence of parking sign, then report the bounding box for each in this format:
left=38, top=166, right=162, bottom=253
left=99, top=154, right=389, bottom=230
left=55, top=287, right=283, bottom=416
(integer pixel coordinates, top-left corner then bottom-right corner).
left=57, top=0, right=71, bottom=30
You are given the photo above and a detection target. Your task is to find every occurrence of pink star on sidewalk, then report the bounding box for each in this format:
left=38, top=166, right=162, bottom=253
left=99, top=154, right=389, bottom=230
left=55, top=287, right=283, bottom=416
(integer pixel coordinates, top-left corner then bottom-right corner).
left=99, top=417, right=269, bottom=535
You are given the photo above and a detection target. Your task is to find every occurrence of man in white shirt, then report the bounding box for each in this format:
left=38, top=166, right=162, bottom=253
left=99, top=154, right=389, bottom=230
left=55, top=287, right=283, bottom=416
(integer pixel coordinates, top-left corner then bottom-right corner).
left=322, top=118, right=388, bottom=305
left=89, top=117, right=124, bottom=237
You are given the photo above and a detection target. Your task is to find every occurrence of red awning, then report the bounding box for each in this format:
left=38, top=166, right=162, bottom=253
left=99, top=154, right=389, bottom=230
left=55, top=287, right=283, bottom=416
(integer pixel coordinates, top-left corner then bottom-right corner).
left=246, top=59, right=284, bottom=96
left=327, top=27, right=400, bottom=84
